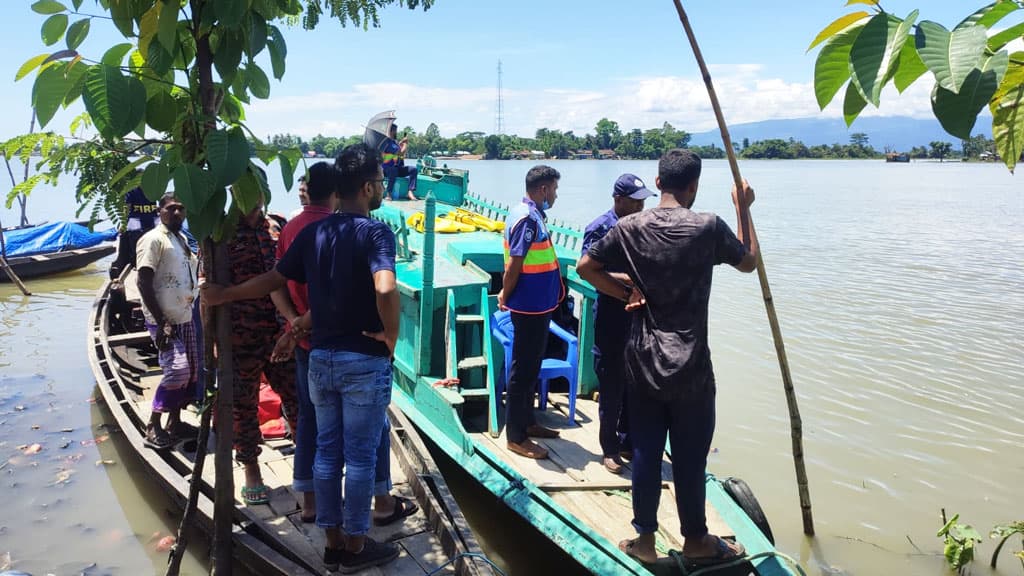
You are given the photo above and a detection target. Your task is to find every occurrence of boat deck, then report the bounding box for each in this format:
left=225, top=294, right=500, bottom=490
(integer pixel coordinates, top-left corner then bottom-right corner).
left=123, top=363, right=457, bottom=576
left=465, top=392, right=733, bottom=557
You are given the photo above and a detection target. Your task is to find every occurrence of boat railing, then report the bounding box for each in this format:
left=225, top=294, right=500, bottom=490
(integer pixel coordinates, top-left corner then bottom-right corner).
left=371, top=208, right=413, bottom=261
left=463, top=193, right=584, bottom=251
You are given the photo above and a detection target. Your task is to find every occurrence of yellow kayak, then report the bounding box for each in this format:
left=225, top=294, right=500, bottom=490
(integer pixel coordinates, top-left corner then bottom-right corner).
left=449, top=208, right=505, bottom=232
left=406, top=212, right=477, bottom=234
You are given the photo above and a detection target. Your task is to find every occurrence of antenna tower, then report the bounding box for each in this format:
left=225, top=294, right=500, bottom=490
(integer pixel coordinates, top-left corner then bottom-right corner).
left=495, top=60, right=504, bottom=135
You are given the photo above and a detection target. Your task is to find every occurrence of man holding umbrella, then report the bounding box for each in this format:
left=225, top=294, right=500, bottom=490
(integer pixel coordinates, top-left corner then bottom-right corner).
left=363, top=111, right=418, bottom=201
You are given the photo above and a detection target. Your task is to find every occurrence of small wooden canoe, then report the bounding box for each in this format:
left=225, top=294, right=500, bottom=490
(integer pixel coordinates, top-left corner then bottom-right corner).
left=1, top=244, right=115, bottom=282
left=87, top=270, right=495, bottom=576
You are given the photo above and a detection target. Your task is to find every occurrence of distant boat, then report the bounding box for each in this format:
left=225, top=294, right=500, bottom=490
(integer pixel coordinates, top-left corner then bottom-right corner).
left=1, top=221, right=117, bottom=281
left=885, top=152, right=910, bottom=163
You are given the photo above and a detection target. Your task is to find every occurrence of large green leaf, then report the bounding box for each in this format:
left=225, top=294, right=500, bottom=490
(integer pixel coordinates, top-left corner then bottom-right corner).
left=987, top=85, right=1019, bottom=171
left=267, top=25, right=286, bottom=79
left=31, top=0, right=66, bottom=14
left=31, top=63, right=70, bottom=127
left=213, top=29, right=244, bottom=84
left=987, top=22, right=1024, bottom=52
left=814, top=24, right=864, bottom=109
left=247, top=12, right=268, bottom=57
left=932, top=51, right=1008, bottom=139
left=893, top=41, right=928, bottom=93
left=849, top=11, right=916, bottom=106
left=157, top=0, right=179, bottom=55
left=205, top=128, right=250, bottom=188
left=172, top=163, right=214, bottom=214
left=189, top=186, right=227, bottom=243
left=138, top=3, right=159, bottom=63
left=146, top=90, right=177, bottom=132
left=956, top=1, right=1019, bottom=30
left=808, top=11, right=869, bottom=52
left=101, top=43, right=134, bottom=67
left=16, top=54, right=50, bottom=81
left=141, top=160, right=171, bottom=201
left=994, top=53, right=1024, bottom=102
left=247, top=63, right=271, bottom=99
left=915, top=21, right=988, bottom=94
left=62, top=59, right=89, bottom=106
left=278, top=152, right=294, bottom=191
left=843, top=81, right=868, bottom=126
left=108, top=0, right=135, bottom=37
left=215, top=0, right=247, bottom=28
left=219, top=93, right=246, bottom=123
left=41, top=13, right=68, bottom=46
left=65, top=18, right=90, bottom=51
left=230, top=167, right=264, bottom=216
left=82, top=64, right=147, bottom=139
left=147, top=41, right=174, bottom=77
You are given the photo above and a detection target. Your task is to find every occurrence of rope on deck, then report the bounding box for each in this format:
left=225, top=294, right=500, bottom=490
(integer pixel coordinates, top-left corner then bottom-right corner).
left=425, top=552, right=507, bottom=576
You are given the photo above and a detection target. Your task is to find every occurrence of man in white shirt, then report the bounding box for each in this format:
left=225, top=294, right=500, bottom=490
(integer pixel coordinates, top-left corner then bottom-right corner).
left=136, top=193, right=200, bottom=450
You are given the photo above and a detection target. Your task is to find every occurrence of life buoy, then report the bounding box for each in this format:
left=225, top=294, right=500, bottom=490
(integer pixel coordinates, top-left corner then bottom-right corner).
left=722, top=477, right=775, bottom=545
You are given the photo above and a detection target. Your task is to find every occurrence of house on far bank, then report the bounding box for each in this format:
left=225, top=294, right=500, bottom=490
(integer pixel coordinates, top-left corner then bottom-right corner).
left=597, top=149, right=618, bottom=159
left=515, top=149, right=547, bottom=160
left=572, top=150, right=594, bottom=160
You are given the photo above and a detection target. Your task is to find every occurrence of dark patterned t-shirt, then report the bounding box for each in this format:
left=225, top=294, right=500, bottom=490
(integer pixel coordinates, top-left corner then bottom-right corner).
left=588, top=207, right=747, bottom=400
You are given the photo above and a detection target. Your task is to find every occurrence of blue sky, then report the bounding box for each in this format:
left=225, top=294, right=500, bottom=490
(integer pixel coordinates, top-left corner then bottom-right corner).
left=0, top=1, right=984, bottom=140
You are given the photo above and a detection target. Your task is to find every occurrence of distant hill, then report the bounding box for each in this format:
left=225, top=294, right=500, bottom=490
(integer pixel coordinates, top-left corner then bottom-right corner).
left=688, top=116, right=990, bottom=152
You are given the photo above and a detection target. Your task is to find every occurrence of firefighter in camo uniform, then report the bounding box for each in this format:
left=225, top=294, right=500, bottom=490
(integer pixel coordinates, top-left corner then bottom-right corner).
left=220, top=198, right=299, bottom=506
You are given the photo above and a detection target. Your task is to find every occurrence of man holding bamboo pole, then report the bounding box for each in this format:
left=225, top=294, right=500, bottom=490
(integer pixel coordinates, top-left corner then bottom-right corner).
left=577, top=149, right=758, bottom=566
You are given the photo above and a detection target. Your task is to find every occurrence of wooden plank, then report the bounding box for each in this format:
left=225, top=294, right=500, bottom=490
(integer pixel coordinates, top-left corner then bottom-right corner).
left=400, top=532, right=452, bottom=574
left=260, top=515, right=327, bottom=575
left=538, top=480, right=665, bottom=492
left=472, top=428, right=568, bottom=487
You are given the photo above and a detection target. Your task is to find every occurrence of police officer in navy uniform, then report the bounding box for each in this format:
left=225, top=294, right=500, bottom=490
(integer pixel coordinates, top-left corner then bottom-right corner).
left=110, top=185, right=159, bottom=279
left=499, top=165, right=565, bottom=460
left=582, top=174, right=654, bottom=473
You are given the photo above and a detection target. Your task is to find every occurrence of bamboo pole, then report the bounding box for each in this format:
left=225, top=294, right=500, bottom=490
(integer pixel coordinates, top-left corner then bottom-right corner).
left=0, top=218, right=32, bottom=295
left=671, top=0, right=815, bottom=535
left=165, top=395, right=213, bottom=576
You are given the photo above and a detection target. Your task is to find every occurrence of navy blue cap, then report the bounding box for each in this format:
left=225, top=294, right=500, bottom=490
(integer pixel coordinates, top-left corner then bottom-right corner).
left=613, top=173, right=655, bottom=200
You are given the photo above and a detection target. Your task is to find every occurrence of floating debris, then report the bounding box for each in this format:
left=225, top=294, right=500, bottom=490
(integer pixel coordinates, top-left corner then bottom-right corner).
left=19, top=444, right=41, bottom=455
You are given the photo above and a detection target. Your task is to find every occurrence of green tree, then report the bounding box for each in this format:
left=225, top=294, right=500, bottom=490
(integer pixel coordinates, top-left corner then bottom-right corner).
left=483, top=134, right=501, bottom=159
left=930, top=140, right=953, bottom=161
left=810, top=1, right=1024, bottom=172
left=10, top=2, right=435, bottom=571
left=594, top=117, right=622, bottom=149
left=850, top=132, right=870, bottom=148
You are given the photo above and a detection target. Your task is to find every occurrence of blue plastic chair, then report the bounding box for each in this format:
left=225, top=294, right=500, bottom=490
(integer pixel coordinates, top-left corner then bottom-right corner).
left=491, top=309, right=579, bottom=424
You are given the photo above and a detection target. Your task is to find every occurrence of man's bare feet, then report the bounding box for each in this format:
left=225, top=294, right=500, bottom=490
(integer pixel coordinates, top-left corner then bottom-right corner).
left=407, top=192, right=417, bottom=201
left=682, top=533, right=745, bottom=564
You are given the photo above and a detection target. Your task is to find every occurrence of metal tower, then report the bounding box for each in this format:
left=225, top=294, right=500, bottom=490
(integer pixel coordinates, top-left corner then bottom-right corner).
left=495, top=60, right=504, bottom=135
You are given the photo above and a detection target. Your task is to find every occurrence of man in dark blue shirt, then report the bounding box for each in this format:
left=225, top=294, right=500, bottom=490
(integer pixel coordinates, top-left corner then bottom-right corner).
left=577, top=149, right=759, bottom=567
left=581, top=173, right=654, bottom=474
left=202, top=143, right=402, bottom=573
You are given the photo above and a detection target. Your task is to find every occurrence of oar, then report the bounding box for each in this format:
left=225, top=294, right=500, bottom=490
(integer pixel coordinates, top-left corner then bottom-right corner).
left=670, top=0, right=815, bottom=535
left=0, top=216, right=31, bottom=295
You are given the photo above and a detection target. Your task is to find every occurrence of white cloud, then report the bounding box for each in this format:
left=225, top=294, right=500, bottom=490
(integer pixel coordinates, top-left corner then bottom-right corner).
left=231, top=66, right=942, bottom=139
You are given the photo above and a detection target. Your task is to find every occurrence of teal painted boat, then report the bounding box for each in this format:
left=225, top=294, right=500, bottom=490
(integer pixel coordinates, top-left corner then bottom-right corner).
left=387, top=157, right=469, bottom=207
left=372, top=191, right=800, bottom=576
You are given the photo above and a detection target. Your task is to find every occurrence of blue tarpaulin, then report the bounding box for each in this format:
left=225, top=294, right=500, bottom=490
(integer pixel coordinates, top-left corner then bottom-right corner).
left=1, top=221, right=117, bottom=258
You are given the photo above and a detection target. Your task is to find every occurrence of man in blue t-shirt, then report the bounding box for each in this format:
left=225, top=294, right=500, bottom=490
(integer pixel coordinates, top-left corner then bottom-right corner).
left=581, top=173, right=654, bottom=474
left=381, top=124, right=418, bottom=201
left=201, top=144, right=402, bottom=573
left=110, top=185, right=159, bottom=278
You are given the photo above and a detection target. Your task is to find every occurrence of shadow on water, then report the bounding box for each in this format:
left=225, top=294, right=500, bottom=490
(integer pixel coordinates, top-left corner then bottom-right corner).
left=422, top=434, right=591, bottom=576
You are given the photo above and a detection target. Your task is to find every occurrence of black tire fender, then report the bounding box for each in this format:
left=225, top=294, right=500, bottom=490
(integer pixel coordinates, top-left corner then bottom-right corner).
left=722, top=477, right=775, bottom=545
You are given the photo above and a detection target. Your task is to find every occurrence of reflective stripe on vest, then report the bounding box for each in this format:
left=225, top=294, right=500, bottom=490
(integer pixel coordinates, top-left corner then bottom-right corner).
left=382, top=151, right=400, bottom=166
left=503, top=202, right=563, bottom=314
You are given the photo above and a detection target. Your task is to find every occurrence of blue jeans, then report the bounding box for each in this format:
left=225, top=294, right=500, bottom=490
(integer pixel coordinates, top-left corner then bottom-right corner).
left=308, top=349, right=392, bottom=535
left=629, top=383, right=716, bottom=538
left=293, top=347, right=393, bottom=496
left=384, top=164, right=419, bottom=199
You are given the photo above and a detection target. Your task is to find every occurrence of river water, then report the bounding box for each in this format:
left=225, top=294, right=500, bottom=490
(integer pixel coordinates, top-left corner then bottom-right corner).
left=1, top=159, right=1021, bottom=576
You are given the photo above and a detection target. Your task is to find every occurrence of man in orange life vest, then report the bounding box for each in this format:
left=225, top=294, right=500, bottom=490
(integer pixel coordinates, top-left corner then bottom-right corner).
left=498, top=165, right=565, bottom=460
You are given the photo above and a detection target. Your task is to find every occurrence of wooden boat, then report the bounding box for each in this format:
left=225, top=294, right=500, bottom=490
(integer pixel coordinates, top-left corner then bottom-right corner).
left=370, top=191, right=798, bottom=575
left=86, top=270, right=495, bottom=576
left=1, top=244, right=115, bottom=281
left=885, top=152, right=910, bottom=163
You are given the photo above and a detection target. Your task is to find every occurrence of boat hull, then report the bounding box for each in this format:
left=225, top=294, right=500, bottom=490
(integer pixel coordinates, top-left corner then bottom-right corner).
left=2, top=244, right=115, bottom=281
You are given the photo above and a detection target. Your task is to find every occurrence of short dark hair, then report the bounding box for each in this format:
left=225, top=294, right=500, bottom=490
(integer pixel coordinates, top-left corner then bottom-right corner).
left=158, top=192, right=181, bottom=208
left=658, top=149, right=702, bottom=192
left=305, top=161, right=336, bottom=202
left=297, top=174, right=307, bottom=183
left=525, top=165, right=560, bottom=191
left=335, top=143, right=381, bottom=199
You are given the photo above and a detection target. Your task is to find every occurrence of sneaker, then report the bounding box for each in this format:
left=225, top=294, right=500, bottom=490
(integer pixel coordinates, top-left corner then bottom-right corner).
left=326, top=538, right=400, bottom=574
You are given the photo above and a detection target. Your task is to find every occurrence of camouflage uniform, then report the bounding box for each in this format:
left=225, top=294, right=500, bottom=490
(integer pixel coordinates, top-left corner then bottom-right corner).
left=228, top=214, right=298, bottom=464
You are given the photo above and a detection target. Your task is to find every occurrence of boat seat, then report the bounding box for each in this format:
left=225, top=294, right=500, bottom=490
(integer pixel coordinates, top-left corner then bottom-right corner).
left=106, top=331, right=152, bottom=347
left=491, top=309, right=579, bottom=424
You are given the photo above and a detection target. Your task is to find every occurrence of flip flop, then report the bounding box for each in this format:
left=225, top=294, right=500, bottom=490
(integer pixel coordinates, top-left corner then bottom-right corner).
left=241, top=484, right=271, bottom=505
left=686, top=536, right=746, bottom=567
left=618, top=538, right=656, bottom=565
left=373, top=496, right=419, bottom=526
